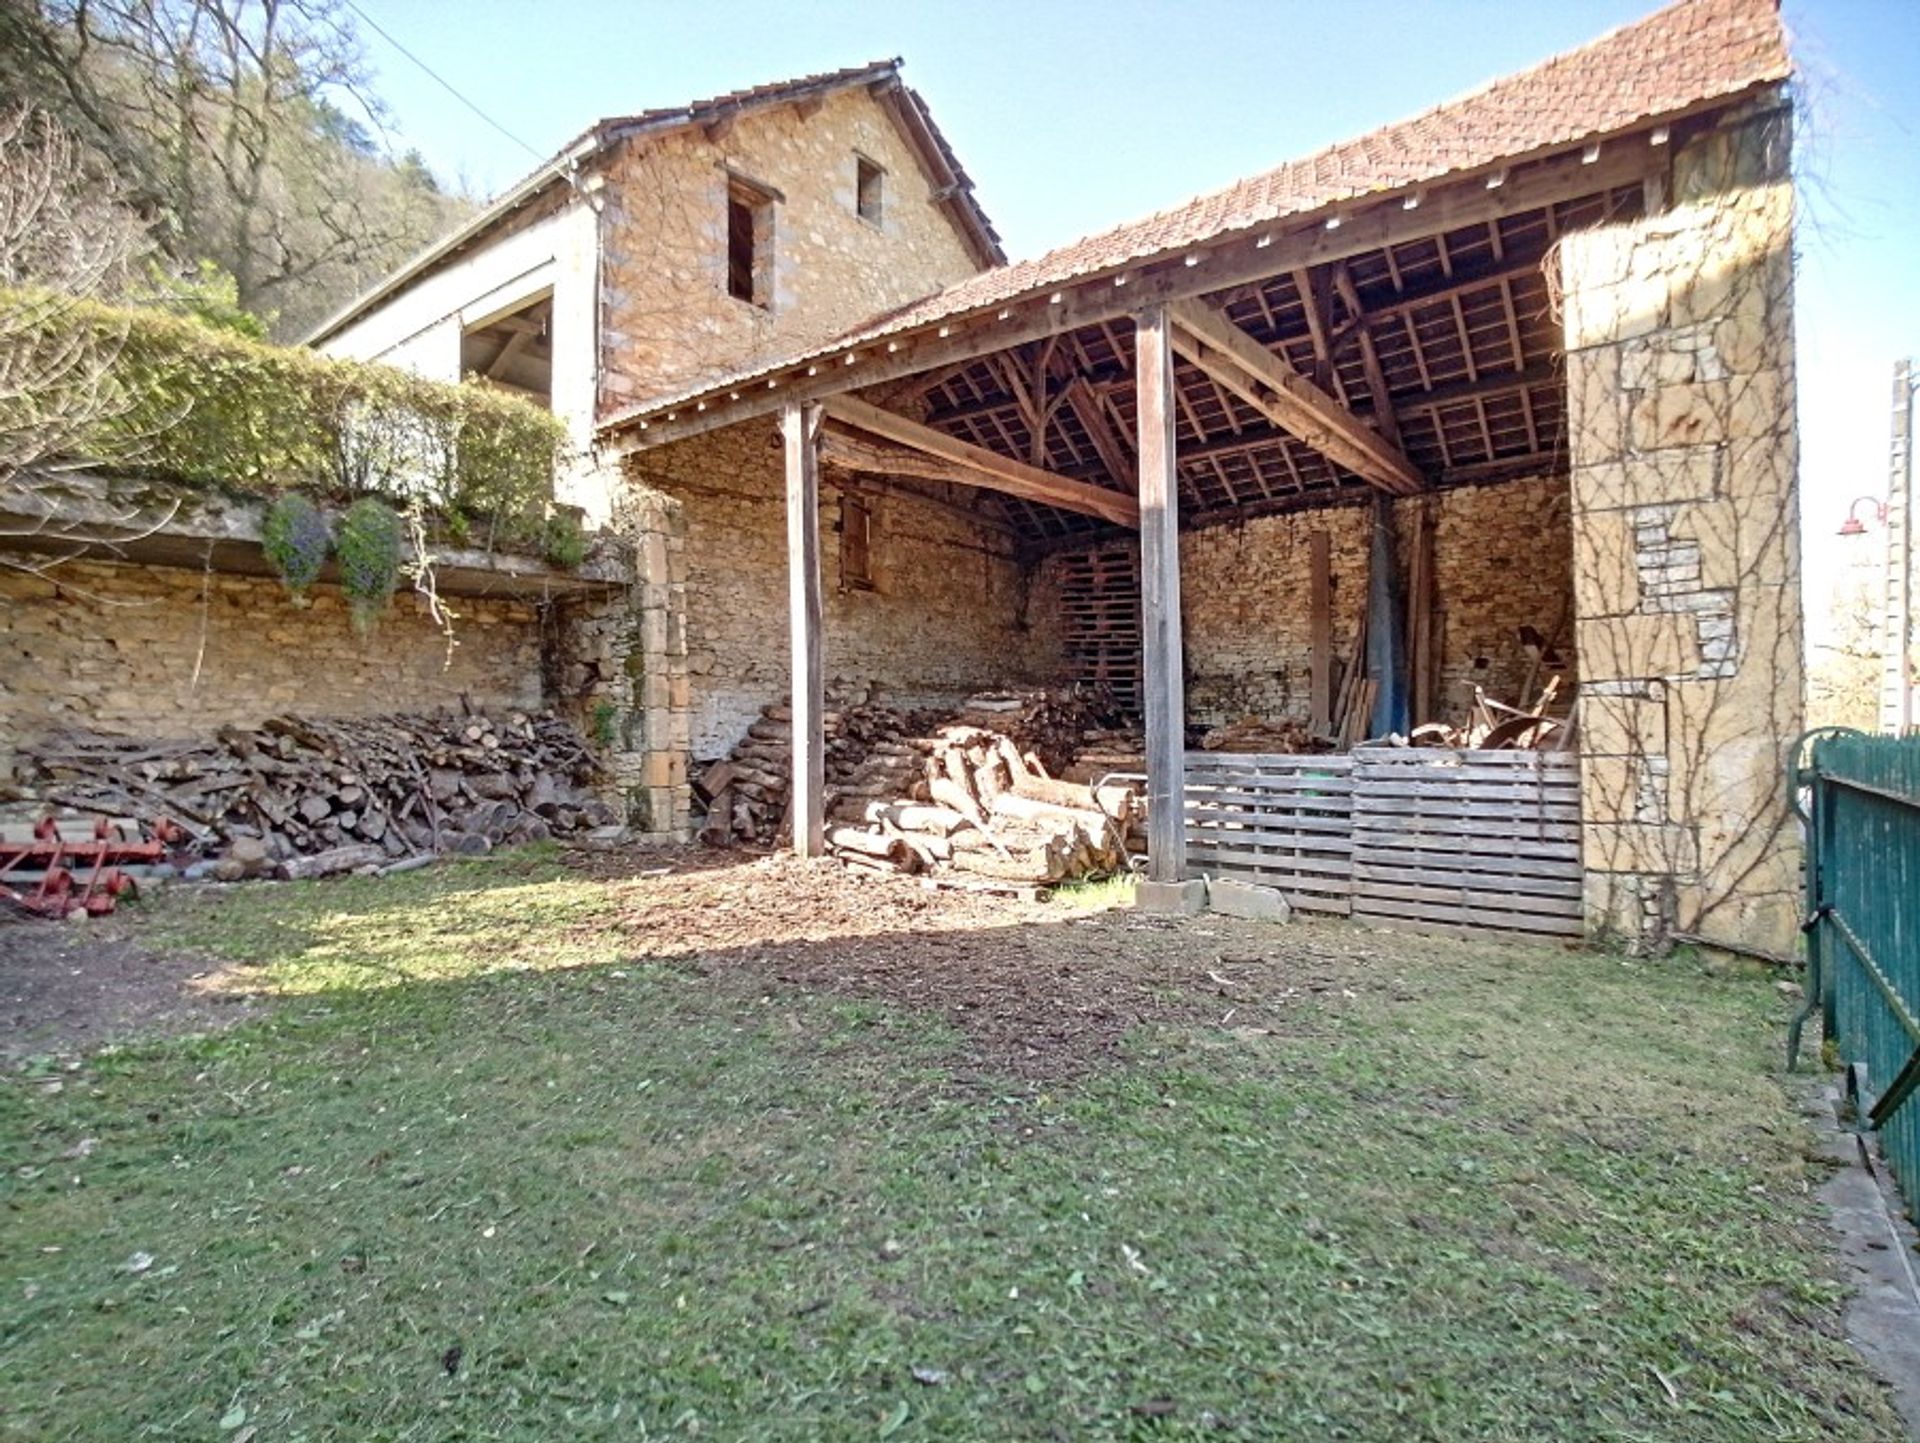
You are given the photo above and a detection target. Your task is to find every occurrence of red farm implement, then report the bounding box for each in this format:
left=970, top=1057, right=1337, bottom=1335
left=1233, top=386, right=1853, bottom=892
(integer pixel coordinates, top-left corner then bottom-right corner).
left=0, top=816, right=184, bottom=920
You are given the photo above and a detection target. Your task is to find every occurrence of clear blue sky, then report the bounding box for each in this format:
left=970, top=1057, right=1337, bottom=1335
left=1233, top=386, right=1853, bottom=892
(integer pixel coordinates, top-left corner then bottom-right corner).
left=353, top=0, right=1919, bottom=631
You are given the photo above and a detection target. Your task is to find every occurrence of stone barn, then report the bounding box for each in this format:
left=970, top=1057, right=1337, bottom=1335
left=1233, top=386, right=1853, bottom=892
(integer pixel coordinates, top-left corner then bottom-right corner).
left=4, top=0, right=1803, bottom=956
left=592, top=0, right=1804, bottom=955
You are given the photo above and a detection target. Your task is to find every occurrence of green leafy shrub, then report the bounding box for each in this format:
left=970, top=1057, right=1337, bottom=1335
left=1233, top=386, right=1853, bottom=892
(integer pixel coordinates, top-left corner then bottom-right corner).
left=136, top=260, right=271, bottom=339
left=336, top=497, right=403, bottom=632
left=5, top=289, right=567, bottom=548
left=261, top=493, right=332, bottom=602
left=541, top=510, right=588, bottom=570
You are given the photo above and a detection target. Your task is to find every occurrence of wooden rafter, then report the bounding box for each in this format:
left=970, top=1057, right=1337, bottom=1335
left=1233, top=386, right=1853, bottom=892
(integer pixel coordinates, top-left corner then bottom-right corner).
left=1062, top=375, right=1134, bottom=485
left=1331, top=262, right=1402, bottom=449
left=1166, top=299, right=1423, bottom=496
left=822, top=396, right=1139, bottom=527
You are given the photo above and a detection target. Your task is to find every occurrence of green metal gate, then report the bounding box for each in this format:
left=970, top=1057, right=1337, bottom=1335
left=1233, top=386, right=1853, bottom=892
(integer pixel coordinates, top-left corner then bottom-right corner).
left=1789, top=729, right=1920, bottom=1220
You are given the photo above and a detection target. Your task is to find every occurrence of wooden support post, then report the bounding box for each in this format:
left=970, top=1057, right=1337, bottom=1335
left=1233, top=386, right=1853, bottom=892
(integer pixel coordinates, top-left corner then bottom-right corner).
left=1309, top=530, right=1332, bottom=734
left=1136, top=305, right=1186, bottom=883
left=783, top=402, right=825, bottom=858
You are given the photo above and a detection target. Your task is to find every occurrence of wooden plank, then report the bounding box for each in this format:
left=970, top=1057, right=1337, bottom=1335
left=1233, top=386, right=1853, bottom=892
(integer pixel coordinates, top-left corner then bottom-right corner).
left=1352, top=865, right=1583, bottom=901
left=1355, top=906, right=1583, bottom=940
left=1187, top=809, right=1356, bottom=835
left=1406, top=503, right=1432, bottom=725
left=1351, top=780, right=1581, bottom=804
left=1185, top=766, right=1355, bottom=784
left=1349, top=839, right=1582, bottom=871
left=783, top=402, right=826, bottom=858
left=1353, top=828, right=1583, bottom=854
left=820, top=398, right=1139, bottom=527
left=1186, top=845, right=1353, bottom=878
left=1353, top=806, right=1584, bottom=830
left=1309, top=531, right=1332, bottom=734
left=1355, top=819, right=1583, bottom=842
left=1351, top=747, right=1579, bottom=767
left=1166, top=298, right=1423, bottom=495
left=1138, top=305, right=1186, bottom=883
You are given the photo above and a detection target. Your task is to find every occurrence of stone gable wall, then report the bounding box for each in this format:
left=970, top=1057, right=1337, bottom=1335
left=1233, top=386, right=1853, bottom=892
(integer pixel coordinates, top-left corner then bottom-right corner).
left=597, top=87, right=984, bottom=412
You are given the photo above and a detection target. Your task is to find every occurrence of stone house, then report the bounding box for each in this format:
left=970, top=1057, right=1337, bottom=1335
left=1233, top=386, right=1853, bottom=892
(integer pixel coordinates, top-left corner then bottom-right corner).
left=3, top=0, right=1805, bottom=955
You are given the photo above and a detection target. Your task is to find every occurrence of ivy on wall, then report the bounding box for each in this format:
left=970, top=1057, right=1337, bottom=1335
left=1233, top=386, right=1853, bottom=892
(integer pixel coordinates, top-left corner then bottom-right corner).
left=8, top=289, right=569, bottom=550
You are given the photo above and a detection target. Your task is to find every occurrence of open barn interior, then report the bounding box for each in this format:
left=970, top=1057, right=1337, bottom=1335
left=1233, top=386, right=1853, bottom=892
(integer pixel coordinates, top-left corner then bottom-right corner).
left=629, top=162, right=1630, bottom=905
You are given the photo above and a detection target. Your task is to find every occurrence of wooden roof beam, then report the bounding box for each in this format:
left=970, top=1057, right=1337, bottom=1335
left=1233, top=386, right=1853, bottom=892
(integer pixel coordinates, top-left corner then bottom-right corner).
left=1063, top=374, right=1135, bottom=485
left=821, top=395, right=1140, bottom=527
left=1166, top=299, right=1424, bottom=496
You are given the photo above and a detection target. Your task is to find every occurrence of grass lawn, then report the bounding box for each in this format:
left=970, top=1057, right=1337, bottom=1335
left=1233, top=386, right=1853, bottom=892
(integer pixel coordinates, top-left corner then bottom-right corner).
left=0, top=849, right=1902, bottom=1441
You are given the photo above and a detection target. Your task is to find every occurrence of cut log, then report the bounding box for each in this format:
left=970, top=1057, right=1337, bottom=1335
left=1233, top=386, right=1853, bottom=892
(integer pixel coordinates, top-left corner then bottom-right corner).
left=279, top=843, right=385, bottom=880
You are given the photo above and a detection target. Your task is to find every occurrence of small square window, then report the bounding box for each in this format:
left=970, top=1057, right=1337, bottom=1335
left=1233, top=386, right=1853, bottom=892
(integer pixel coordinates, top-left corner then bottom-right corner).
left=855, top=156, right=884, bottom=226
left=727, top=177, right=774, bottom=308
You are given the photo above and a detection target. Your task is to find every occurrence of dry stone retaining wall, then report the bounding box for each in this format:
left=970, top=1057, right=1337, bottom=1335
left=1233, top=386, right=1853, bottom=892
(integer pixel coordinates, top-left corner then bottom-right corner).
left=0, top=560, right=544, bottom=776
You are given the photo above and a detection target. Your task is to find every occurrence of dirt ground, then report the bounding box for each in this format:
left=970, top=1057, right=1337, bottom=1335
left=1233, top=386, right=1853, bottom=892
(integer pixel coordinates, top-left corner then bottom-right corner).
left=1, top=843, right=1406, bottom=1074
left=0, top=914, right=268, bottom=1060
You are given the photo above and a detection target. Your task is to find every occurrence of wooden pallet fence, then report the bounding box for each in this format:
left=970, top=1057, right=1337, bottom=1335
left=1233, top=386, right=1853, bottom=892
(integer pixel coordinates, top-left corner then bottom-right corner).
left=1183, top=753, right=1356, bottom=915
left=1181, top=746, right=1584, bottom=938
left=1348, top=746, right=1583, bottom=938
left=1056, top=544, right=1142, bottom=715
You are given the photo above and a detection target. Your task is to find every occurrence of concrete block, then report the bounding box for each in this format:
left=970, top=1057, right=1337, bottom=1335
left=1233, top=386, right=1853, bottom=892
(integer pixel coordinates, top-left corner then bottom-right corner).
left=1206, top=878, right=1292, bottom=923
left=1134, top=878, right=1208, bottom=915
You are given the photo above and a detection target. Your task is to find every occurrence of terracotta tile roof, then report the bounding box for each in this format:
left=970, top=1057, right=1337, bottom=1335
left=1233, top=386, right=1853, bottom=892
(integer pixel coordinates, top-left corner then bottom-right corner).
left=602, top=0, right=1789, bottom=429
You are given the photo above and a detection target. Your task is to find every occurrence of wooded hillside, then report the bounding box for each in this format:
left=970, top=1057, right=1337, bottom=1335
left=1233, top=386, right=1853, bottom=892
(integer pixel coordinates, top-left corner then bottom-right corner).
left=1, top=0, right=473, bottom=338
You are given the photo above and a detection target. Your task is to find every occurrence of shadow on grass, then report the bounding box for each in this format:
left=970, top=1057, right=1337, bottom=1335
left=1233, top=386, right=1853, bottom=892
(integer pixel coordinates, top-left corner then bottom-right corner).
left=2, top=850, right=1901, bottom=1442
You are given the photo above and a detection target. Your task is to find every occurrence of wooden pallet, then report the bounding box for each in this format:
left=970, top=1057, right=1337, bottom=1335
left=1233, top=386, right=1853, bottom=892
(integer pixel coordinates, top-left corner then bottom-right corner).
left=1055, top=544, right=1142, bottom=714
left=1180, top=746, right=1585, bottom=938
left=1184, top=753, right=1357, bottom=916
left=1348, top=747, right=1584, bottom=939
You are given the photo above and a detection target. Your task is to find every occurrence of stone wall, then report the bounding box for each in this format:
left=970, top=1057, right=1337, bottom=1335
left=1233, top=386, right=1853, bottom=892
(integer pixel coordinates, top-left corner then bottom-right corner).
left=597, top=86, right=984, bottom=412
left=0, top=560, right=544, bottom=773
left=1560, top=97, right=1803, bottom=955
left=544, top=476, right=693, bottom=840
left=1030, top=476, right=1574, bottom=730
left=627, top=423, right=1049, bottom=759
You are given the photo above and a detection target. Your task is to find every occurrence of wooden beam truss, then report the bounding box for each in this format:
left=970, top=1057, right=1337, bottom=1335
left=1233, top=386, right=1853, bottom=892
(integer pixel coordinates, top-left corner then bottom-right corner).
left=1167, top=298, right=1424, bottom=496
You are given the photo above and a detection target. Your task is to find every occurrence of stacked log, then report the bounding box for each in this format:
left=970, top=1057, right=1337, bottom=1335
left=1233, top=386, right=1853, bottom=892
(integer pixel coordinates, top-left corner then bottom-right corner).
left=950, top=688, right=1119, bottom=776
left=695, top=687, right=1138, bottom=886
left=830, top=733, right=1138, bottom=887
left=18, top=711, right=614, bottom=874
left=696, top=700, right=942, bottom=847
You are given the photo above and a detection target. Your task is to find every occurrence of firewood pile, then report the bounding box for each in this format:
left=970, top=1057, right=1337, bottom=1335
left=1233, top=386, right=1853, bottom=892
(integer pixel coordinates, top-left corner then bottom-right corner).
left=15, top=711, right=614, bottom=879
left=828, top=725, right=1138, bottom=888
left=696, top=687, right=1139, bottom=887
left=695, top=700, right=946, bottom=848
left=1198, top=717, right=1326, bottom=754
left=1062, top=727, right=1146, bottom=786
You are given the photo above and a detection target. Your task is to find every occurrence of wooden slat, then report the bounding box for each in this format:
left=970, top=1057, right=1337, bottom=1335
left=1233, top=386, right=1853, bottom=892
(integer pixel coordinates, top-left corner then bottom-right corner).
left=1186, top=846, right=1353, bottom=878
left=1349, top=835, right=1581, bottom=868
left=1309, top=531, right=1332, bottom=734
left=1352, top=864, right=1583, bottom=901
left=1187, top=810, right=1356, bottom=836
